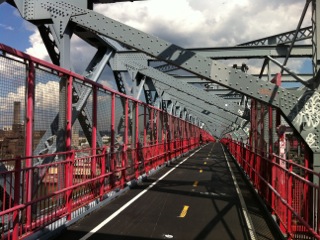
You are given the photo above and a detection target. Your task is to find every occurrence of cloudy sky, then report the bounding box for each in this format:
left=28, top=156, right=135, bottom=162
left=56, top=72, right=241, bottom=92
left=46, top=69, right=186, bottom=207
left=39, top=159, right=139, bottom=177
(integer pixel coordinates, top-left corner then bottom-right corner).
left=0, top=0, right=313, bottom=131
left=0, top=0, right=314, bottom=89
left=0, top=0, right=311, bottom=57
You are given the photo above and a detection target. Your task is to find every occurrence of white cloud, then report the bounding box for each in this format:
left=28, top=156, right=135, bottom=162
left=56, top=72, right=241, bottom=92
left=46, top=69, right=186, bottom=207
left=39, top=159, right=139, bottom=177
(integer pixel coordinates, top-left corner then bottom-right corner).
left=94, top=0, right=310, bottom=47
left=26, top=30, right=50, bottom=61
left=0, top=23, right=14, bottom=31
left=22, top=0, right=311, bottom=82
left=35, top=81, right=59, bottom=110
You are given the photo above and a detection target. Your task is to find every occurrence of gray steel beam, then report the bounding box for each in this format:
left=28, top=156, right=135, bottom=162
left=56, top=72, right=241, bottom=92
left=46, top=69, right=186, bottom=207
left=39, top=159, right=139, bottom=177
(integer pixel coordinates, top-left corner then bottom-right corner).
left=281, top=0, right=311, bottom=74
left=14, top=1, right=320, bottom=153
left=312, top=0, right=320, bottom=76
left=112, top=53, right=247, bottom=117
left=112, top=44, right=312, bottom=59
left=66, top=6, right=320, bottom=153
left=108, top=42, right=246, bottom=130
left=172, top=74, right=312, bottom=83
left=123, top=60, right=248, bottom=121
left=164, top=98, right=236, bottom=138
left=184, top=45, right=311, bottom=59
left=238, top=26, right=312, bottom=46
left=153, top=80, right=247, bottom=133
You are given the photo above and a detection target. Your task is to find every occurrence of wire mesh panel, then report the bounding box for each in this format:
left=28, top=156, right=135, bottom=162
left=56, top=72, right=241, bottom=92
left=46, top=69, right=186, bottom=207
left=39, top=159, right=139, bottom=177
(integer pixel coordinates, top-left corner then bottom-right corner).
left=126, top=100, right=135, bottom=178
left=146, top=106, right=153, bottom=145
left=138, top=104, right=145, bottom=144
left=72, top=80, right=93, bottom=149
left=0, top=56, right=26, bottom=159
left=33, top=69, right=60, bottom=155
left=97, top=90, right=112, bottom=149
left=115, top=95, right=125, bottom=146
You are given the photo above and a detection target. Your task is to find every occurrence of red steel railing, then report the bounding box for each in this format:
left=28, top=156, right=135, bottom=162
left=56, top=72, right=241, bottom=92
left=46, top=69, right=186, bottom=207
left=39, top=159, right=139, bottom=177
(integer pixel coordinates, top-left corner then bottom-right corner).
left=222, top=138, right=320, bottom=240
left=0, top=43, right=214, bottom=239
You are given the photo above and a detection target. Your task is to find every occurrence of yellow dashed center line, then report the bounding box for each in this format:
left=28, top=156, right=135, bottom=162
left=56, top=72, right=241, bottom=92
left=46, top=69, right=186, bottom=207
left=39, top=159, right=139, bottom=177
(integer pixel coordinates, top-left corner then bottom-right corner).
left=178, top=205, right=189, bottom=218
left=193, top=181, right=198, bottom=187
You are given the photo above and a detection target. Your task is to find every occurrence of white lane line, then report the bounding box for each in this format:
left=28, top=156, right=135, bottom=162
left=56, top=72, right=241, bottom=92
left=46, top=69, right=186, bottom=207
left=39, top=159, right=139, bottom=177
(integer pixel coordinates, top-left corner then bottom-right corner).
left=221, top=144, right=257, bottom=240
left=79, top=147, right=203, bottom=240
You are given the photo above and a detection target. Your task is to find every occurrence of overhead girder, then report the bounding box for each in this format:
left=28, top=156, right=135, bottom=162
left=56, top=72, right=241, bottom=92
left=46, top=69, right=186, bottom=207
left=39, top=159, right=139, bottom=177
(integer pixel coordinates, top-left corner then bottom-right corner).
left=106, top=38, right=244, bottom=131
left=113, top=54, right=248, bottom=119
left=57, top=6, right=318, bottom=152
left=158, top=88, right=239, bottom=134
left=238, top=26, right=312, bottom=46
left=38, top=25, right=60, bottom=65
left=32, top=2, right=308, bottom=128
left=153, top=80, right=249, bottom=137
left=162, top=97, right=238, bottom=139
left=121, top=59, right=250, bottom=136
left=115, top=45, right=311, bottom=71
left=151, top=44, right=312, bottom=73
left=165, top=74, right=313, bottom=84
left=10, top=1, right=320, bottom=156
left=187, top=45, right=312, bottom=59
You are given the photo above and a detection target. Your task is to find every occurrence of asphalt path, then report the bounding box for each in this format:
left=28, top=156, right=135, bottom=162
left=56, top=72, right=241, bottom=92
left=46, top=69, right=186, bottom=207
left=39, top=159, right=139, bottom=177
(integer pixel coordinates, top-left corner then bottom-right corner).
left=55, top=143, right=264, bottom=240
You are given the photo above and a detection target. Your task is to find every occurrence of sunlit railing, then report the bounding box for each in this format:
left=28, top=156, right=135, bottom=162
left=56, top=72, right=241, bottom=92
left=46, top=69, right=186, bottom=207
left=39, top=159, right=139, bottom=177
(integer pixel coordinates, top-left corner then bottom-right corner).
left=222, top=138, right=320, bottom=240
left=0, top=43, right=214, bottom=239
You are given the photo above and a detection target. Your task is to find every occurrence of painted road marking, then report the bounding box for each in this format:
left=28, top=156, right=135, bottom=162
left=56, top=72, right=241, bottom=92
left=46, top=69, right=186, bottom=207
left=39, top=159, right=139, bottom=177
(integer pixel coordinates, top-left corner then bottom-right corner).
left=178, top=205, right=189, bottom=218
left=79, top=146, right=204, bottom=240
left=221, top=144, right=257, bottom=240
left=193, top=181, right=198, bottom=187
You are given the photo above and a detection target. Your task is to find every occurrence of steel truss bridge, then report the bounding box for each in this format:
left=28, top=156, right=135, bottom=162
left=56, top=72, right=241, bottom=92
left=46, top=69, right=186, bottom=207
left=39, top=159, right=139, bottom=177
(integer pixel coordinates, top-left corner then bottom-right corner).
left=0, top=0, right=320, bottom=239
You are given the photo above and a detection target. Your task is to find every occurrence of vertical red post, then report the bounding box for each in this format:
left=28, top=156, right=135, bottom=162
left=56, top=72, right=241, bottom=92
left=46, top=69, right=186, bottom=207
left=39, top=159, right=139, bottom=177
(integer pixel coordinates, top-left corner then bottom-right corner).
left=100, top=146, right=106, bottom=200
left=255, top=102, right=260, bottom=187
left=122, top=98, right=128, bottom=185
left=161, top=112, right=165, bottom=164
left=143, top=105, right=147, bottom=173
left=171, top=116, right=174, bottom=157
left=91, top=85, right=97, bottom=177
left=269, top=106, right=275, bottom=209
left=135, top=102, right=139, bottom=179
left=150, top=108, right=154, bottom=169
left=12, top=158, right=21, bottom=239
left=304, top=147, right=310, bottom=227
left=65, top=75, right=73, bottom=152
left=25, top=60, right=35, bottom=228
left=156, top=111, right=160, bottom=165
left=165, top=113, right=169, bottom=162
left=271, top=154, right=277, bottom=212
left=287, top=160, right=293, bottom=239
left=110, top=93, right=116, bottom=188
left=259, top=103, right=265, bottom=194
left=143, top=105, right=147, bottom=146
left=318, top=176, right=320, bottom=236
left=250, top=100, right=256, bottom=182
left=65, top=75, right=73, bottom=220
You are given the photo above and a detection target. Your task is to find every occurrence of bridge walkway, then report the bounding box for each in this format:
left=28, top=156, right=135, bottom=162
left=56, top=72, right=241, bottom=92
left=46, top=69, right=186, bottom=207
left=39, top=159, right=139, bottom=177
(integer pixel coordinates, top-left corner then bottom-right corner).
left=55, top=143, right=284, bottom=240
